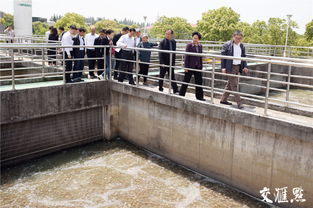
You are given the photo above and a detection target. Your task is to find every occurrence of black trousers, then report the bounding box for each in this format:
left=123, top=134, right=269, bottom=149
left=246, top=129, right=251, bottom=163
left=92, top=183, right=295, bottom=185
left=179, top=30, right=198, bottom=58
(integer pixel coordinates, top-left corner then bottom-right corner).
left=86, top=49, right=96, bottom=76
left=118, top=51, right=135, bottom=84
left=97, top=56, right=104, bottom=76
left=159, top=66, right=178, bottom=92
left=179, top=68, right=204, bottom=99
left=73, top=50, right=85, bottom=79
left=114, top=52, right=121, bottom=79
left=139, top=63, right=149, bottom=82
left=47, top=48, right=57, bottom=65
left=65, top=51, right=73, bottom=82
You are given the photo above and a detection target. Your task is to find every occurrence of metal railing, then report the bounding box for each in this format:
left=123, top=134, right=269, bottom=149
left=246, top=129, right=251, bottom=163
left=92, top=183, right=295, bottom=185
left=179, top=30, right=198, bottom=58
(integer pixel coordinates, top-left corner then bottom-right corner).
left=0, top=43, right=313, bottom=118
left=2, top=35, right=313, bottom=58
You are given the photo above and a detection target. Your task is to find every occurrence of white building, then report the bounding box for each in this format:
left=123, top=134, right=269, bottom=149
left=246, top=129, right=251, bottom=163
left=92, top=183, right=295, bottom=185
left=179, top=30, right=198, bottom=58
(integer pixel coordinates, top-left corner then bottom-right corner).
left=14, top=0, right=32, bottom=36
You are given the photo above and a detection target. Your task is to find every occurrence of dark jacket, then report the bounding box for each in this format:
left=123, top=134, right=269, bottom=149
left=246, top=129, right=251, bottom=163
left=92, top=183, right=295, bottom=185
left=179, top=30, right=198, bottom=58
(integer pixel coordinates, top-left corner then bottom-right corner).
left=48, top=34, right=59, bottom=43
left=184, top=43, right=203, bottom=69
left=103, top=36, right=111, bottom=56
left=159, top=38, right=176, bottom=66
left=137, top=42, right=158, bottom=62
left=72, top=36, right=85, bottom=58
left=94, top=36, right=105, bottom=57
left=221, top=40, right=247, bottom=73
left=113, top=33, right=122, bottom=46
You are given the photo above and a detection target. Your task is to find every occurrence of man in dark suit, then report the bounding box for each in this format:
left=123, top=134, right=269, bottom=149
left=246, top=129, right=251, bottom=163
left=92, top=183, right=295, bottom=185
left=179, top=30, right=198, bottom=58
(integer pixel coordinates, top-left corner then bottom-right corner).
left=179, top=32, right=205, bottom=101
left=158, top=29, right=179, bottom=93
left=112, top=27, right=129, bottom=80
left=72, top=27, right=86, bottom=82
left=98, top=29, right=114, bottom=80
left=94, top=29, right=106, bottom=78
left=220, top=30, right=249, bottom=109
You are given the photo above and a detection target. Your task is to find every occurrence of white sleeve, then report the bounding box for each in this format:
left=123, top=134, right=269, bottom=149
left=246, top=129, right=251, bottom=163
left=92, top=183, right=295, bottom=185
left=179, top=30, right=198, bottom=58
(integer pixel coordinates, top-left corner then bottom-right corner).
left=117, top=36, right=127, bottom=48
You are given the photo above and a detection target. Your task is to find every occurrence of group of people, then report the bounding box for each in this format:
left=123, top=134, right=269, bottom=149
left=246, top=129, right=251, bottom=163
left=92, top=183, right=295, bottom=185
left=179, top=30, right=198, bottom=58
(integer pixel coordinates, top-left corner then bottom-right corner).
left=19, top=24, right=249, bottom=109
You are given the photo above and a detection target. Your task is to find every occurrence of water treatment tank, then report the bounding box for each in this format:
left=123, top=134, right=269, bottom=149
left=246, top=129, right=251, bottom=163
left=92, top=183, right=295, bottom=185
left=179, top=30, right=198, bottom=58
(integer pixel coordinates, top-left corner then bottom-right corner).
left=13, top=0, right=32, bottom=37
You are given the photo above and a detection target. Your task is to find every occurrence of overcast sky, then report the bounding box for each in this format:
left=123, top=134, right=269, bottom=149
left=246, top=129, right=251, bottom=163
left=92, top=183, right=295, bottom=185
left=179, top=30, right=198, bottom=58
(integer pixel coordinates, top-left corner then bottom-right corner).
left=1, top=0, right=312, bottom=34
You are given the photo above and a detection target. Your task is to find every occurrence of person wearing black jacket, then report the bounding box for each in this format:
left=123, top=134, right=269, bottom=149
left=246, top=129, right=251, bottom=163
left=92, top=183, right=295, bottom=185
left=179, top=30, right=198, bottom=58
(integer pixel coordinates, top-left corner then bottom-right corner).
left=48, top=28, right=59, bottom=65
left=179, top=32, right=205, bottom=101
left=94, top=29, right=106, bottom=77
left=158, top=29, right=179, bottom=93
left=72, top=28, right=86, bottom=82
left=112, top=27, right=129, bottom=79
left=220, top=30, right=249, bottom=109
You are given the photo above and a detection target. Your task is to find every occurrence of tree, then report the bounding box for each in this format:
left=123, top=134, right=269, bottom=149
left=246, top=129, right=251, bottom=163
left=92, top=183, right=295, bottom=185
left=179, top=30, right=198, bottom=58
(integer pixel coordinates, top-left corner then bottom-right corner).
left=32, top=22, right=49, bottom=35
left=197, top=7, right=240, bottom=41
left=150, top=16, right=192, bottom=39
left=54, top=13, right=88, bottom=32
left=263, top=18, right=298, bottom=45
left=305, top=19, right=313, bottom=41
left=50, top=14, right=62, bottom=22
left=94, top=19, right=122, bottom=33
left=0, top=13, right=14, bottom=28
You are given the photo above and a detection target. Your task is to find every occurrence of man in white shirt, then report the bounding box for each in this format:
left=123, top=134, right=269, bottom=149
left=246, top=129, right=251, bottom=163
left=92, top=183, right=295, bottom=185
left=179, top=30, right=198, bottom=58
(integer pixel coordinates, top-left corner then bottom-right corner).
left=4, top=26, right=15, bottom=43
left=61, top=25, right=78, bottom=83
left=85, top=26, right=98, bottom=79
left=117, top=28, right=136, bottom=85
left=135, top=29, right=141, bottom=46
left=220, top=30, right=249, bottom=109
left=45, top=26, right=53, bottom=42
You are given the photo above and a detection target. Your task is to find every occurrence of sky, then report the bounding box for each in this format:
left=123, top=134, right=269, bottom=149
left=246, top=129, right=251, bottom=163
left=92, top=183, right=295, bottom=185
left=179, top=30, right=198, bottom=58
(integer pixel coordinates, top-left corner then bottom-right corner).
left=1, top=0, right=313, bottom=34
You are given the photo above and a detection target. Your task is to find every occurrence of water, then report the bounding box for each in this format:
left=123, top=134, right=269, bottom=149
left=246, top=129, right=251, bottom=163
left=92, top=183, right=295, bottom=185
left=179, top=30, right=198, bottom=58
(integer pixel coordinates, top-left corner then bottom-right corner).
left=270, top=89, right=313, bottom=107
left=1, top=139, right=269, bottom=208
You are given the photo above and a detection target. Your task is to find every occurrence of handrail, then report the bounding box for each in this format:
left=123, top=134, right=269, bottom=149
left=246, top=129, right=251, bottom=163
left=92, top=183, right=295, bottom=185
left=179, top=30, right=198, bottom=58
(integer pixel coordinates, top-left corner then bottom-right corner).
left=0, top=44, right=312, bottom=118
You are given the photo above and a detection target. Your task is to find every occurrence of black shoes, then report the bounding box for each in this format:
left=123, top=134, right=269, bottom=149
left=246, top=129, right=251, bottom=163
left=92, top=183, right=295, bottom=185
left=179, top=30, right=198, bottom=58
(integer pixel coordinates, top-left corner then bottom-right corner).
left=197, top=98, right=206, bottom=101
left=220, top=101, right=232, bottom=105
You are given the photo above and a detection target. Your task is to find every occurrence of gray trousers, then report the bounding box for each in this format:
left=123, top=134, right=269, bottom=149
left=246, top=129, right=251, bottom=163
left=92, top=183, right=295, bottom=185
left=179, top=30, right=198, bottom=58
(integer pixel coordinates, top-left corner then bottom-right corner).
left=221, top=65, right=242, bottom=105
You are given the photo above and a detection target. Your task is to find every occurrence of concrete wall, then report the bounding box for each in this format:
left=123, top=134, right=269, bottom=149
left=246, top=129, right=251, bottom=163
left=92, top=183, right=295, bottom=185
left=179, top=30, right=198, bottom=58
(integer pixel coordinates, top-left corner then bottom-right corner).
left=0, top=81, right=114, bottom=166
left=109, top=82, right=313, bottom=208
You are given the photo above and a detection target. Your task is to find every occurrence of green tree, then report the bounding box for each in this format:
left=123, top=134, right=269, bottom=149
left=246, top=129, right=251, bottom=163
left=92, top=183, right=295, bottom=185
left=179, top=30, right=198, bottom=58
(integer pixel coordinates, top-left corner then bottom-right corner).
left=94, top=19, right=122, bottom=33
left=264, top=18, right=298, bottom=45
left=150, top=16, right=193, bottom=39
left=54, top=13, right=88, bottom=32
left=32, top=22, right=49, bottom=35
left=305, top=19, right=313, bottom=41
left=0, top=13, right=14, bottom=28
left=197, top=7, right=240, bottom=41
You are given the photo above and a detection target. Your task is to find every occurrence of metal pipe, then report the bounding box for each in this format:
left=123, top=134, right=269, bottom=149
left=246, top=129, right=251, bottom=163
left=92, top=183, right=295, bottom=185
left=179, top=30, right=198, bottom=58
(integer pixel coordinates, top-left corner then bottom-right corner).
left=264, top=63, right=272, bottom=115
left=136, top=49, right=139, bottom=87
left=169, top=53, right=173, bottom=94
left=211, top=58, right=215, bottom=103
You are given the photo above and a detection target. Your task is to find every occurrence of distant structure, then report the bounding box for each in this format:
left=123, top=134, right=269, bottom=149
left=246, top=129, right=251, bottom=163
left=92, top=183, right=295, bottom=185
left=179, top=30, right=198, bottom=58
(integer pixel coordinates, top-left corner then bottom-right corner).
left=14, top=0, right=32, bottom=36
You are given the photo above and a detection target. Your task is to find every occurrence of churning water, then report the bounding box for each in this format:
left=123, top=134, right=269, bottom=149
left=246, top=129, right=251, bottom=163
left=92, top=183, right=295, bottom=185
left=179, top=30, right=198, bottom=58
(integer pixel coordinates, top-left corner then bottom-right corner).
left=1, top=139, right=269, bottom=208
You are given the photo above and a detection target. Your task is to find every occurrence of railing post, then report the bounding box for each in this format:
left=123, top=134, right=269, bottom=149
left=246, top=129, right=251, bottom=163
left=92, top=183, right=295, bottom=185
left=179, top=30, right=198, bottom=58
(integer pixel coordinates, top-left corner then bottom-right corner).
left=42, top=46, right=45, bottom=78
left=169, top=53, right=173, bottom=94
left=109, top=46, right=112, bottom=81
left=211, top=57, right=215, bottom=103
left=11, top=49, right=15, bottom=90
left=136, top=49, right=139, bottom=87
left=264, top=63, right=271, bottom=116
left=104, top=46, right=107, bottom=80
left=286, top=65, right=292, bottom=106
left=62, top=49, right=66, bottom=84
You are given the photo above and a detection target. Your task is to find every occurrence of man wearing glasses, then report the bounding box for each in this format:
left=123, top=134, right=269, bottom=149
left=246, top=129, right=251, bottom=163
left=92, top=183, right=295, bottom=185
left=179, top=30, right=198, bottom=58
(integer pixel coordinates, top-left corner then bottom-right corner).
left=220, top=30, right=249, bottom=109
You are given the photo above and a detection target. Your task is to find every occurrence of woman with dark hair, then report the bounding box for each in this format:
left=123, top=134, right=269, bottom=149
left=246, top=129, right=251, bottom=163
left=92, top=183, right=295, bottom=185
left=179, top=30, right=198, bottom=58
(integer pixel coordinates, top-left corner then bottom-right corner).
left=179, top=32, right=205, bottom=101
left=48, top=27, right=59, bottom=65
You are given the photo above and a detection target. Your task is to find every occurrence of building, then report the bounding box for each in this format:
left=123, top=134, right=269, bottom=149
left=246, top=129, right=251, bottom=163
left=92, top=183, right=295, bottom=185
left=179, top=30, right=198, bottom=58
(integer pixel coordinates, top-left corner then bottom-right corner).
left=14, top=0, right=32, bottom=36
